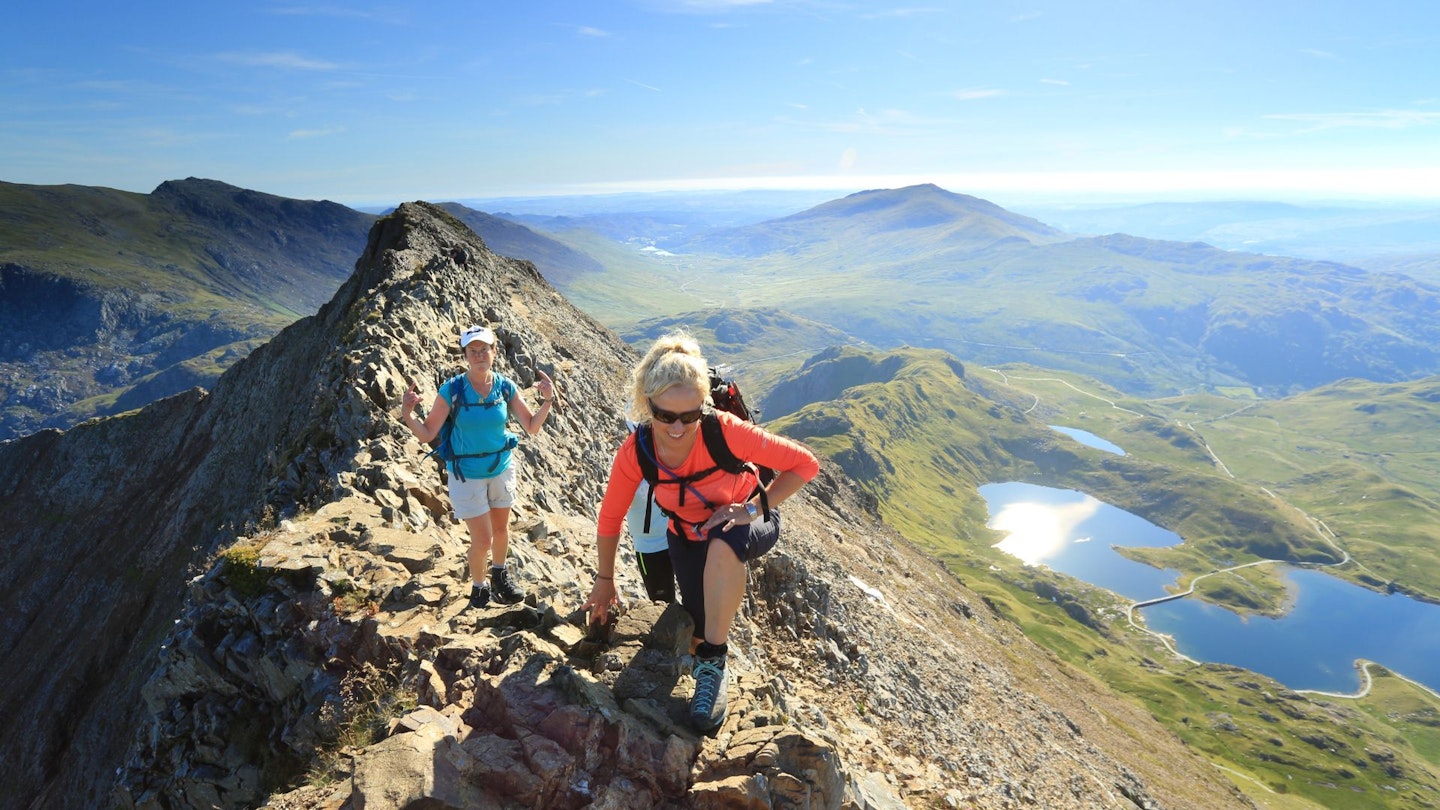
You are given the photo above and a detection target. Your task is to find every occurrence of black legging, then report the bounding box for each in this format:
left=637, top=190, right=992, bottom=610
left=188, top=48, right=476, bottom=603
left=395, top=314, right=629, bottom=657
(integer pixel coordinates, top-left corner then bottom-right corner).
left=635, top=549, right=676, bottom=603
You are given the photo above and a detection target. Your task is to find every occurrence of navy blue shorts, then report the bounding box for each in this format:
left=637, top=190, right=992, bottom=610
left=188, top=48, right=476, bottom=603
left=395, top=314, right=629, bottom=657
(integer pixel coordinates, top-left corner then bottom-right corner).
left=667, top=512, right=780, bottom=638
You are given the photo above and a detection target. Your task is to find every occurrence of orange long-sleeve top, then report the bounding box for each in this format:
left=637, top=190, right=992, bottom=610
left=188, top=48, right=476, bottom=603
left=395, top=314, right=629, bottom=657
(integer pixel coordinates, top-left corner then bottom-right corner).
left=597, top=411, right=820, bottom=542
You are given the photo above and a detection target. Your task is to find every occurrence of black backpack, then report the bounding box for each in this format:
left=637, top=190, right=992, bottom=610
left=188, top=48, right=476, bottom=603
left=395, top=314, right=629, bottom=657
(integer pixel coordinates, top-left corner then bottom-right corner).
left=633, top=367, right=774, bottom=533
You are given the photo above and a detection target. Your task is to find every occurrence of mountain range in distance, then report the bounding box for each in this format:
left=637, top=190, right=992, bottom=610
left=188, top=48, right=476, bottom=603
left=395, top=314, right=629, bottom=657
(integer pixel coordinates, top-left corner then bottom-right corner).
left=5, top=178, right=1440, bottom=441
left=1015, top=198, right=1440, bottom=272
left=525, top=183, right=1440, bottom=399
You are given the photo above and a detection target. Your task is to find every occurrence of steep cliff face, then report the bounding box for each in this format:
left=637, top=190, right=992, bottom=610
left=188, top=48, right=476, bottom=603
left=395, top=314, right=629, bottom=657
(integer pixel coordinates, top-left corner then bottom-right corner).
left=0, top=178, right=374, bottom=438
left=0, top=203, right=1251, bottom=809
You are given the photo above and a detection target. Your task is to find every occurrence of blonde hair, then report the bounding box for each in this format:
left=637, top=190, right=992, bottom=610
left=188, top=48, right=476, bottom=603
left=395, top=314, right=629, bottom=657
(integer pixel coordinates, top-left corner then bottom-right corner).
left=627, top=330, right=710, bottom=423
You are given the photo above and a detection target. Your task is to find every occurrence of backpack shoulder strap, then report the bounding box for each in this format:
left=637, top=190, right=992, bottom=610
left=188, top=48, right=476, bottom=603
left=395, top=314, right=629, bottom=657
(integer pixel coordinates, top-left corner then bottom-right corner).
left=634, top=423, right=723, bottom=514
left=633, top=425, right=670, bottom=534
left=634, top=424, right=660, bottom=487
left=700, top=412, right=774, bottom=518
left=700, top=412, right=746, bottom=475
left=425, top=376, right=466, bottom=463
left=449, top=374, right=508, bottom=410
left=484, top=374, right=512, bottom=406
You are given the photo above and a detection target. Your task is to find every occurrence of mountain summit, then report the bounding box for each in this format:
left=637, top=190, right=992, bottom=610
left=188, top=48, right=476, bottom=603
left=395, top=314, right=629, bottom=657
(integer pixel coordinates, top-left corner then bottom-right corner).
left=0, top=203, right=1245, bottom=809
left=673, top=183, right=1067, bottom=257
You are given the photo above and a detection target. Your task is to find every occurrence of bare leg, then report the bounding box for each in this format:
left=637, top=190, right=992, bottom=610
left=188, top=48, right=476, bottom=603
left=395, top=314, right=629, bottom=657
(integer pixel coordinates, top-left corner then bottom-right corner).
left=464, top=512, right=494, bottom=585
left=487, top=506, right=512, bottom=565
left=701, top=540, right=746, bottom=645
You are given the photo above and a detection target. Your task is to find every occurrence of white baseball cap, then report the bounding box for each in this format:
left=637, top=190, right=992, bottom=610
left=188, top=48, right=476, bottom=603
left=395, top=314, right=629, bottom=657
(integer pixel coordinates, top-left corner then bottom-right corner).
left=461, top=325, right=496, bottom=348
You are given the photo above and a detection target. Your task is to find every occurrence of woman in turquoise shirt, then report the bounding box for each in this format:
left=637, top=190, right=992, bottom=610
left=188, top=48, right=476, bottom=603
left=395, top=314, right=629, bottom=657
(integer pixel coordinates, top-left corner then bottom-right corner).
left=401, top=324, right=555, bottom=608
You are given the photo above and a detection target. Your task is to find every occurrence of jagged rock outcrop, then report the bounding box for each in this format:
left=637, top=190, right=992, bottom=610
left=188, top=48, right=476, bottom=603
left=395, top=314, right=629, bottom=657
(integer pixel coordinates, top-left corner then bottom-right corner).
left=1, top=203, right=1252, bottom=809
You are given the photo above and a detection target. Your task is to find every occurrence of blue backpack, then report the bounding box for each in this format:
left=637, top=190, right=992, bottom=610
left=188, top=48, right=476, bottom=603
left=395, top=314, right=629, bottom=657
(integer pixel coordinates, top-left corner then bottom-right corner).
left=427, top=376, right=517, bottom=482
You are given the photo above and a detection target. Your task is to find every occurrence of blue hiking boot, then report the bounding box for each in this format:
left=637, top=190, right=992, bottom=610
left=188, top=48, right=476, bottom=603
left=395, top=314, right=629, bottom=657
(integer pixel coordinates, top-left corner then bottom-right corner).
left=689, top=655, right=729, bottom=731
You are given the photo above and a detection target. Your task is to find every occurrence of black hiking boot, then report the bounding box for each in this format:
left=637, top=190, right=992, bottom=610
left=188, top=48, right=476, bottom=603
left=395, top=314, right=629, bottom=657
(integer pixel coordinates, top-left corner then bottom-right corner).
left=490, top=566, right=526, bottom=605
left=467, top=581, right=490, bottom=609
left=689, top=655, right=729, bottom=732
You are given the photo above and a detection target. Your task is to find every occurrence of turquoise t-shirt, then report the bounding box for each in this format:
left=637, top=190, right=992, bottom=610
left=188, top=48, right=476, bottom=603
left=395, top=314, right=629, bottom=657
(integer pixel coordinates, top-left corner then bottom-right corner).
left=439, top=372, right=518, bottom=480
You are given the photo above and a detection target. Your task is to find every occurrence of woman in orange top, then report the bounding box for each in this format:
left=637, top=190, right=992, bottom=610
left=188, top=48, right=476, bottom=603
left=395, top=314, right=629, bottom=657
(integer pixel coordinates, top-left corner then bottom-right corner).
left=582, top=331, right=819, bottom=731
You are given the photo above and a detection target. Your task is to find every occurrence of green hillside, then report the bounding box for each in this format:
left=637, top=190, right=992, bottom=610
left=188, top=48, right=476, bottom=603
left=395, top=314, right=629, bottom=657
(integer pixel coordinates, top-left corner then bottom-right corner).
left=766, top=346, right=1440, bottom=809
left=768, top=346, right=1329, bottom=588
left=620, top=307, right=863, bottom=398
left=987, top=367, right=1440, bottom=603
left=0, top=179, right=371, bottom=321
left=1152, top=377, right=1440, bottom=601
left=437, top=203, right=603, bottom=287
left=0, top=179, right=374, bottom=437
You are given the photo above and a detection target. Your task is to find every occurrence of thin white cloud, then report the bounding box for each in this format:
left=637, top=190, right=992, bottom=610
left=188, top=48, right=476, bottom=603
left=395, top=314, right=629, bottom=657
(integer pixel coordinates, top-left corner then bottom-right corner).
left=517, top=92, right=569, bottom=106
left=1040, top=78, right=1069, bottom=86
left=861, top=7, right=946, bottom=19
left=73, top=79, right=168, bottom=95
left=576, top=25, right=612, bottom=37
left=133, top=127, right=197, bottom=147
left=217, top=52, right=339, bottom=71
left=287, top=127, right=345, bottom=140
left=1266, top=110, right=1440, bottom=131
left=1011, top=11, right=1042, bottom=23
left=626, top=79, right=662, bottom=92
left=952, top=88, right=1006, bottom=101
left=1301, top=48, right=1336, bottom=59
left=231, top=103, right=279, bottom=116
left=645, top=0, right=772, bottom=11
left=265, top=5, right=386, bottom=20
left=809, top=107, right=923, bottom=135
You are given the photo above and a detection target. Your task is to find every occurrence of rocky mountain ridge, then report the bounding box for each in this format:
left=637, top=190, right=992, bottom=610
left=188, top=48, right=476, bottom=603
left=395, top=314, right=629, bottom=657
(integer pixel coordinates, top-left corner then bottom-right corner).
left=0, top=202, right=1249, bottom=808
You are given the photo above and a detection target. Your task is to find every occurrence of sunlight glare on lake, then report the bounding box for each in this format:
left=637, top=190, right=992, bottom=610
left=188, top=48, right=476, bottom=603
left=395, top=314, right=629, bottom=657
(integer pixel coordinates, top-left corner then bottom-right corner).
left=989, top=497, right=1102, bottom=565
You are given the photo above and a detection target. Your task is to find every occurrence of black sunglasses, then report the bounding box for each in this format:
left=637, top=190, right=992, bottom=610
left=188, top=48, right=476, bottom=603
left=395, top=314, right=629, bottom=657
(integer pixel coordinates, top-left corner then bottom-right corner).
left=649, top=401, right=706, bottom=425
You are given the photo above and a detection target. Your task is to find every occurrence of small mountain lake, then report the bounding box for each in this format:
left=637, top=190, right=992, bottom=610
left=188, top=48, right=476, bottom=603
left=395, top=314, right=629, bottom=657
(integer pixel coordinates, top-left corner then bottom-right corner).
left=1048, top=425, right=1125, bottom=456
left=981, top=481, right=1440, bottom=695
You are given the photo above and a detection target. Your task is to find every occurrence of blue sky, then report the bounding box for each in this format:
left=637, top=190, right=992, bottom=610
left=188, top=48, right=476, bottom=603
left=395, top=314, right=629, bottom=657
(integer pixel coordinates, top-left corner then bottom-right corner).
left=3, top=1, right=1438, bottom=208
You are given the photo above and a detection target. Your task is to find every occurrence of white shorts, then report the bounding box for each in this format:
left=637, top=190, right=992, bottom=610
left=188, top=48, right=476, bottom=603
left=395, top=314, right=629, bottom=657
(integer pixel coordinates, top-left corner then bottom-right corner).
left=448, top=464, right=517, bottom=520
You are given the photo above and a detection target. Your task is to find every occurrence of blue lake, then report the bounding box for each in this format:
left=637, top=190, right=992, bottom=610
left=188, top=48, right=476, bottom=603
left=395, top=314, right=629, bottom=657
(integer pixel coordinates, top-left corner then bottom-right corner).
left=1048, top=425, right=1126, bottom=456
left=981, top=481, right=1440, bottom=695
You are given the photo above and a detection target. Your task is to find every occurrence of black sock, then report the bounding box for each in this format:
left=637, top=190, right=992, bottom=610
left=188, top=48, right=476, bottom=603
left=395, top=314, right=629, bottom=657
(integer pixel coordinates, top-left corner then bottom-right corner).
left=696, top=641, right=728, bottom=661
